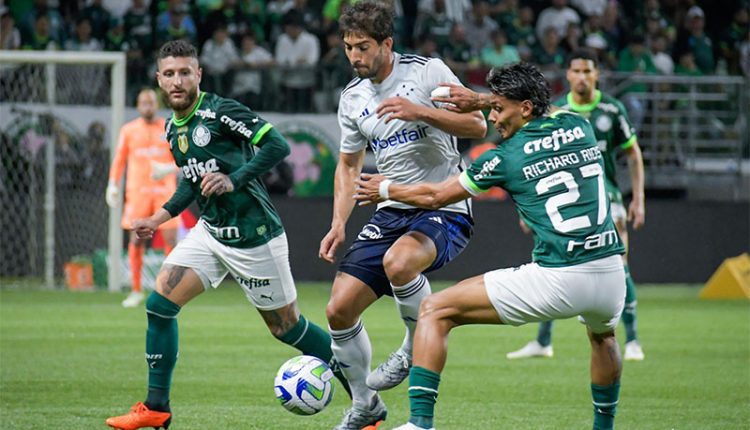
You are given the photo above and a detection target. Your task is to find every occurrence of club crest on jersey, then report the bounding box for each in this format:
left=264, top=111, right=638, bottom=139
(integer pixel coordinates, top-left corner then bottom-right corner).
left=595, top=115, right=612, bottom=132
left=178, top=134, right=188, bottom=153
left=182, top=157, right=219, bottom=182
left=192, top=124, right=211, bottom=147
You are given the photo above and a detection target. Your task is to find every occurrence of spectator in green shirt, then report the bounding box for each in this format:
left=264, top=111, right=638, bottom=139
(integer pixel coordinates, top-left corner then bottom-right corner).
left=674, top=6, right=715, bottom=74
left=617, top=33, right=657, bottom=132
left=480, top=29, right=520, bottom=68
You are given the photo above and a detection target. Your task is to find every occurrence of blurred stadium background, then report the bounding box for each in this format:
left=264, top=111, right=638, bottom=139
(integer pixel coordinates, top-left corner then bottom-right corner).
left=0, top=1, right=748, bottom=429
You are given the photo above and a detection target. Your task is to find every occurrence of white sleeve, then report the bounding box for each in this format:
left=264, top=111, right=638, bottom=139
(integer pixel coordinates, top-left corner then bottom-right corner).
left=421, top=59, right=463, bottom=93
left=303, top=33, right=320, bottom=65
left=338, top=93, right=367, bottom=154
left=274, top=36, right=292, bottom=65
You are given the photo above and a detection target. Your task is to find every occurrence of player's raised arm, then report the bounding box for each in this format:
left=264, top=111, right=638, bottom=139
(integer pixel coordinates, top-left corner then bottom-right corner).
left=430, top=82, right=497, bottom=113
left=376, top=96, right=486, bottom=138
left=319, top=150, right=365, bottom=263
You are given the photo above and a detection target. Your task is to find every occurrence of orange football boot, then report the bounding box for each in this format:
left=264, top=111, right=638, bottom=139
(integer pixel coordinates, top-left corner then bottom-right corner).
left=106, top=402, right=171, bottom=430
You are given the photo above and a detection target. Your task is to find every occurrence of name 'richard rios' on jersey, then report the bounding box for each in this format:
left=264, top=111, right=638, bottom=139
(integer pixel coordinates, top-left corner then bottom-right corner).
left=338, top=52, right=471, bottom=215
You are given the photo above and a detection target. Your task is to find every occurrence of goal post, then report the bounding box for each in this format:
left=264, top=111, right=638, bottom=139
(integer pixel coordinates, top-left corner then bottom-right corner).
left=0, top=50, right=125, bottom=290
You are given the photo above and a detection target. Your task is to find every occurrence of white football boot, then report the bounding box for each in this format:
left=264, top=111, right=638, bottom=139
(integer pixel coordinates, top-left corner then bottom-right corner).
left=366, top=349, right=411, bottom=391
left=121, top=291, right=144, bottom=308
left=506, top=340, right=554, bottom=359
left=624, top=340, right=645, bottom=361
left=333, top=394, right=387, bottom=430
left=392, top=423, right=436, bottom=430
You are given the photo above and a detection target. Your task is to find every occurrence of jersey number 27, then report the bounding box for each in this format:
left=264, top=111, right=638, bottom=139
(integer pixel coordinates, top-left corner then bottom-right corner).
left=535, top=163, right=606, bottom=233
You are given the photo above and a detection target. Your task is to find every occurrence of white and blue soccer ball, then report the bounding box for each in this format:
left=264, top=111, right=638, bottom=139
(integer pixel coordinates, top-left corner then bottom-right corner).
left=274, top=355, right=334, bottom=415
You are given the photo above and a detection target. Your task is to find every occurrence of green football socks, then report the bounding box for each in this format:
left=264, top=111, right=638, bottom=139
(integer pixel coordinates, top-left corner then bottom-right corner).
left=408, top=366, right=441, bottom=429
left=144, top=292, right=181, bottom=411
left=592, top=381, right=620, bottom=430
left=537, top=320, right=553, bottom=347
left=278, top=314, right=351, bottom=397
left=622, top=264, right=638, bottom=343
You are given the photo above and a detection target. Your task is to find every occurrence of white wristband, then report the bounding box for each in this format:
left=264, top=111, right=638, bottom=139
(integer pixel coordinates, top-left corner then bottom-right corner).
left=379, top=179, right=392, bottom=200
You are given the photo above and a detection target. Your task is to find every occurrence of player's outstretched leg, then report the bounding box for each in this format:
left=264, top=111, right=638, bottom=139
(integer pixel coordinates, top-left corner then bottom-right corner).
left=621, top=264, right=644, bottom=361
left=506, top=321, right=554, bottom=359
left=273, top=311, right=352, bottom=398
left=367, top=274, right=432, bottom=391
left=330, top=320, right=387, bottom=429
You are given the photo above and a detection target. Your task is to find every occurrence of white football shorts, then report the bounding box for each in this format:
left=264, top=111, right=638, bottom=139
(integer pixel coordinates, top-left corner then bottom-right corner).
left=484, top=255, right=625, bottom=333
left=164, top=219, right=297, bottom=310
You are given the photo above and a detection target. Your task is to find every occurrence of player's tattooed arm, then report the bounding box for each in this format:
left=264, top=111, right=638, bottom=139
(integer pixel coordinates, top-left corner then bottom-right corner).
left=431, top=82, right=496, bottom=113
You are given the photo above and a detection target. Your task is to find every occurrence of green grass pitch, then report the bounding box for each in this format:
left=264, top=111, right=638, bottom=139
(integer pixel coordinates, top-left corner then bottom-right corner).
left=1, top=284, right=748, bottom=429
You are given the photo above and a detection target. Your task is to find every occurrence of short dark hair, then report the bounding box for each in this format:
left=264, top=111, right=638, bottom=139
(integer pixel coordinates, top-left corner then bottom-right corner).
left=486, top=62, right=550, bottom=117
left=339, top=0, right=394, bottom=43
left=157, top=40, right=198, bottom=61
left=566, top=48, right=599, bottom=69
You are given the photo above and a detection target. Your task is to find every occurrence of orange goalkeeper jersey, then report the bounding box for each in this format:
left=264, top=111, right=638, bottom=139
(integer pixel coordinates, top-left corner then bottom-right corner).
left=109, top=117, right=176, bottom=197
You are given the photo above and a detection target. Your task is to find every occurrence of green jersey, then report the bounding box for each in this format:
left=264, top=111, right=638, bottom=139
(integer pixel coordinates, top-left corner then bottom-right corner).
left=163, top=92, right=287, bottom=248
left=554, top=90, right=637, bottom=194
left=460, top=110, right=625, bottom=267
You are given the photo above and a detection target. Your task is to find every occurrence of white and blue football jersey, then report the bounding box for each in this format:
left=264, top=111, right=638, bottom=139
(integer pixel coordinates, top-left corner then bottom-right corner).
left=338, top=52, right=471, bottom=215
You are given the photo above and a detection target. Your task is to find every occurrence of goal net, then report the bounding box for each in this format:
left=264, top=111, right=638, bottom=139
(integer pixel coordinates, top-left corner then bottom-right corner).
left=0, top=51, right=125, bottom=290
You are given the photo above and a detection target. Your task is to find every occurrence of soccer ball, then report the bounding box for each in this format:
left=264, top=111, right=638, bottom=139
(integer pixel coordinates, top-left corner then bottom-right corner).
left=274, top=355, right=335, bottom=415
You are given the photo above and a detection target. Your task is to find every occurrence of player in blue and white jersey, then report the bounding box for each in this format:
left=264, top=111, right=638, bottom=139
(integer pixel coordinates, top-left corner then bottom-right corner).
left=356, top=62, right=626, bottom=430
left=317, top=2, right=487, bottom=429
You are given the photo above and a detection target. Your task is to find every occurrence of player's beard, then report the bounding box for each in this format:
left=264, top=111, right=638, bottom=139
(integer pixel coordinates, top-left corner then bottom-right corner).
left=573, top=82, right=595, bottom=99
left=167, top=87, right=198, bottom=112
left=353, top=49, right=385, bottom=80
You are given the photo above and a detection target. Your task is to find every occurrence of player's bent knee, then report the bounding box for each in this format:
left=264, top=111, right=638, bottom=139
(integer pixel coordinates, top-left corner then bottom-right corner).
left=325, top=299, right=357, bottom=329
left=145, top=291, right=181, bottom=318
left=588, top=329, right=616, bottom=345
left=382, top=251, right=414, bottom=282
left=418, top=294, right=455, bottom=323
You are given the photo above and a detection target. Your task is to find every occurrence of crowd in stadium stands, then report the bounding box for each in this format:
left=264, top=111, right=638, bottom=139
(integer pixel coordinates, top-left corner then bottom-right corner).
left=1, top=0, right=748, bottom=111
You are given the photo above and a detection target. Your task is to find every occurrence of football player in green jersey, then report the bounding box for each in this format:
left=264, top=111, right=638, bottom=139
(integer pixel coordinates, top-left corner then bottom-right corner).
left=356, top=63, right=626, bottom=430
left=507, top=49, right=646, bottom=362
left=106, top=40, right=349, bottom=430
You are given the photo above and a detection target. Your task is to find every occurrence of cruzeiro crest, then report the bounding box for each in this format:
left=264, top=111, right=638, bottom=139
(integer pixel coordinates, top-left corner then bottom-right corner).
left=192, top=124, right=211, bottom=147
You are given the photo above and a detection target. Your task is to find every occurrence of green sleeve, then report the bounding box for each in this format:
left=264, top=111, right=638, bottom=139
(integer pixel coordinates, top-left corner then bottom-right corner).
left=614, top=100, right=637, bottom=149
left=461, top=148, right=505, bottom=194
left=218, top=97, right=274, bottom=145
left=228, top=127, right=290, bottom=188
left=163, top=177, right=195, bottom=217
